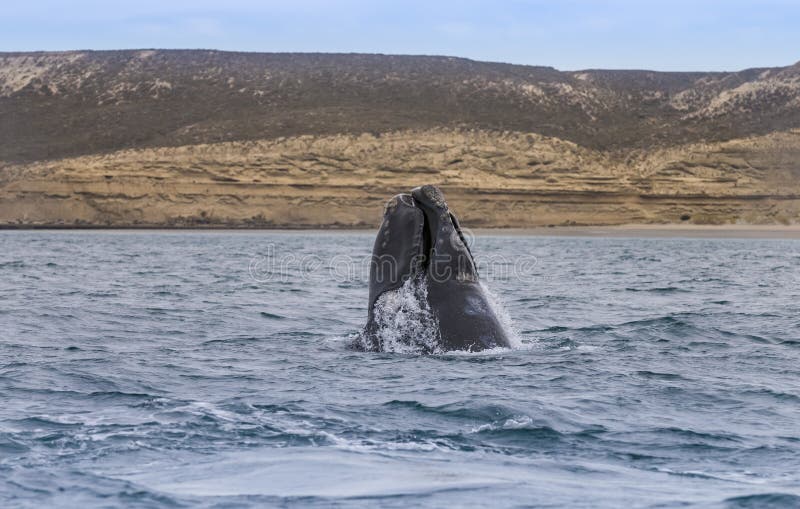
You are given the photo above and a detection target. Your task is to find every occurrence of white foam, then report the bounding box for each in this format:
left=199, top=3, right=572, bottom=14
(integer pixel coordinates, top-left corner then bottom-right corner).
left=368, top=277, right=443, bottom=354
left=356, top=277, right=525, bottom=354
left=470, top=415, right=536, bottom=433
left=123, top=446, right=520, bottom=498
left=480, top=282, right=523, bottom=349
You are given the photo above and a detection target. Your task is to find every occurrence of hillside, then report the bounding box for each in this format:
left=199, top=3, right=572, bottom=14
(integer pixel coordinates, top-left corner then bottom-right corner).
left=1, top=50, right=799, bottom=227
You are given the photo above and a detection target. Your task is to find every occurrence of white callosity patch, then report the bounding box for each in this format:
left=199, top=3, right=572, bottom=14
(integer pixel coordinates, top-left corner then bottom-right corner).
left=368, top=277, right=442, bottom=354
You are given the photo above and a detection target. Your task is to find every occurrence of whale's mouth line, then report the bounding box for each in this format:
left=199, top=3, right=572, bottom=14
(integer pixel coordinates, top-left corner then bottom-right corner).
left=418, top=200, right=434, bottom=276
left=410, top=186, right=470, bottom=281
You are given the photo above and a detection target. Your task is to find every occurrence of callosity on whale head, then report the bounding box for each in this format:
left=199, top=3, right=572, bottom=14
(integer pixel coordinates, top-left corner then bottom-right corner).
left=359, top=185, right=512, bottom=352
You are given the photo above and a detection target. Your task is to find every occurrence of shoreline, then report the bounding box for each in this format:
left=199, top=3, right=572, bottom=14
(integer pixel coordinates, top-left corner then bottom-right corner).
left=475, top=224, right=800, bottom=239
left=2, top=224, right=800, bottom=239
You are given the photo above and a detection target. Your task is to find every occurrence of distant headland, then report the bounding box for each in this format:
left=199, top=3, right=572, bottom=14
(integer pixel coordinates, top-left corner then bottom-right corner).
left=2, top=50, right=799, bottom=228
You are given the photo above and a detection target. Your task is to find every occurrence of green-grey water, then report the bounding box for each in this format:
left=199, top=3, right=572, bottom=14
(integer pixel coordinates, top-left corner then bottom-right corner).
left=1, top=231, right=799, bottom=508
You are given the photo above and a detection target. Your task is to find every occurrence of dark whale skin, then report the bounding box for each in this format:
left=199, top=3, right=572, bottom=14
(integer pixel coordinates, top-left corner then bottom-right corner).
left=363, top=185, right=511, bottom=352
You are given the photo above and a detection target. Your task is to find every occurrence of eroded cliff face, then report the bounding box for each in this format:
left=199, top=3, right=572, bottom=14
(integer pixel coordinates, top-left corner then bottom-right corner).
left=2, top=129, right=799, bottom=228
left=1, top=50, right=799, bottom=227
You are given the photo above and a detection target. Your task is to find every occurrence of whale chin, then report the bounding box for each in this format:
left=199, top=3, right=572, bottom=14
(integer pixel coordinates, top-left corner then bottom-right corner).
left=359, top=185, right=512, bottom=352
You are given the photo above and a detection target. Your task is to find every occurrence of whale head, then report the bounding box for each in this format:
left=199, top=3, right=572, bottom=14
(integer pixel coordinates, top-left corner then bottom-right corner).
left=362, top=185, right=511, bottom=352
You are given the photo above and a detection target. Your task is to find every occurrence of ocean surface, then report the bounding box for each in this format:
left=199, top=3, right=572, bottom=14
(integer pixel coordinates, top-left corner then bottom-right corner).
left=1, top=231, right=799, bottom=508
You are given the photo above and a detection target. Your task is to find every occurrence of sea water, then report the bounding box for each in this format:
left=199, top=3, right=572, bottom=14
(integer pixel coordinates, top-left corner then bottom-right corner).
left=1, top=231, right=799, bottom=507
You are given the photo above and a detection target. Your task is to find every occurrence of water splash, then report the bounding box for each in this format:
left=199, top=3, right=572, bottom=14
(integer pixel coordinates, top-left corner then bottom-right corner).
left=357, top=276, right=442, bottom=354
left=480, top=282, right=523, bottom=349
left=353, top=278, right=520, bottom=354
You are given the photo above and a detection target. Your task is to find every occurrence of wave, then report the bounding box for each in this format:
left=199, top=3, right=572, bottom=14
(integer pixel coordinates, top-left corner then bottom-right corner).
left=624, top=286, right=690, bottom=293
left=382, top=400, right=520, bottom=421
left=259, top=312, right=286, bottom=320
left=634, top=370, right=687, bottom=381
left=723, top=493, right=800, bottom=508
left=469, top=416, right=563, bottom=439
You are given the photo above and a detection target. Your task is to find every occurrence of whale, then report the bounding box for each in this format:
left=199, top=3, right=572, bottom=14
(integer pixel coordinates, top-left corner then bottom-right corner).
left=359, top=185, right=512, bottom=352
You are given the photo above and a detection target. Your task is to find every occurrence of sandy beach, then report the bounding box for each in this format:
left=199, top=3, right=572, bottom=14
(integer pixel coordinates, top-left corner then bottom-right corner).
left=475, top=224, right=800, bottom=239
left=3, top=224, right=800, bottom=239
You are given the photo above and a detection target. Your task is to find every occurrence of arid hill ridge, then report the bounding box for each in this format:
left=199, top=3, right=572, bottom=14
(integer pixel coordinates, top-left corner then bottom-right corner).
left=1, top=50, right=800, bottom=227
left=3, top=50, right=800, bottom=162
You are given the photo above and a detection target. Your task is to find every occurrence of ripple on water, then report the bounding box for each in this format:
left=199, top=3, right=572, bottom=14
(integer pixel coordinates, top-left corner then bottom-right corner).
left=1, top=232, right=799, bottom=508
